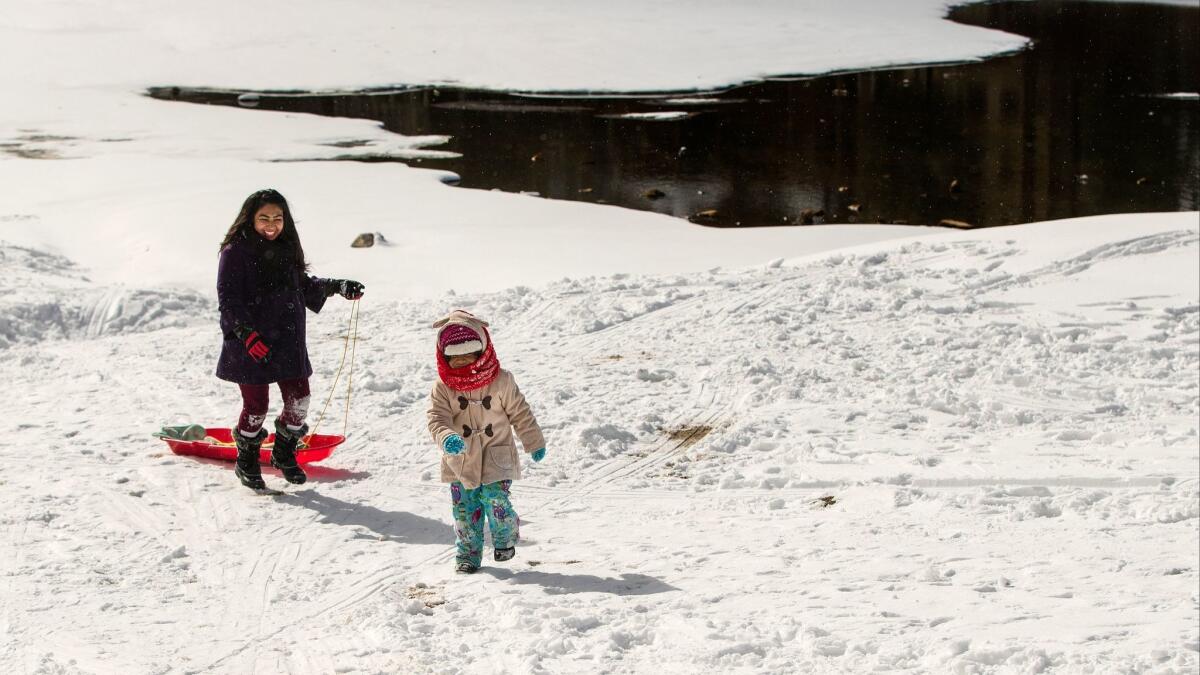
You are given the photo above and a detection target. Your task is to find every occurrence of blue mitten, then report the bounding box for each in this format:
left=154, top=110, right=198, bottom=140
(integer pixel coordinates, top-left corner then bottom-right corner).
left=443, top=434, right=465, bottom=455
left=531, top=447, right=546, bottom=462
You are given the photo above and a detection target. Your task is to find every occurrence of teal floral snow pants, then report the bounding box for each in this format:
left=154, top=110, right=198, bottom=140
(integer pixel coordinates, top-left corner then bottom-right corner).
left=450, top=480, right=519, bottom=567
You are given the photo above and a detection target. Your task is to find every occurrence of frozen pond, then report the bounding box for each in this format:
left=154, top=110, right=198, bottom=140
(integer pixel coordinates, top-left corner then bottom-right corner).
left=151, top=1, right=1198, bottom=228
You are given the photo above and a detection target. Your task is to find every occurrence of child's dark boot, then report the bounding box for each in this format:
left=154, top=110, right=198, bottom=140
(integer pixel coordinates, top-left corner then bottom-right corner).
left=270, top=419, right=308, bottom=485
left=494, top=547, right=516, bottom=562
left=234, top=427, right=268, bottom=490
left=455, top=560, right=479, bottom=574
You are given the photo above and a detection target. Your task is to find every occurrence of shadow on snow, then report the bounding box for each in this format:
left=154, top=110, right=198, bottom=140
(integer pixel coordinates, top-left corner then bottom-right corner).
left=482, top=568, right=678, bottom=596
left=280, top=489, right=450, bottom=546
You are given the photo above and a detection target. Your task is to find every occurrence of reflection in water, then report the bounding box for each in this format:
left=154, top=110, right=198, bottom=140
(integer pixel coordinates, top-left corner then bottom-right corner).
left=151, top=1, right=1198, bottom=228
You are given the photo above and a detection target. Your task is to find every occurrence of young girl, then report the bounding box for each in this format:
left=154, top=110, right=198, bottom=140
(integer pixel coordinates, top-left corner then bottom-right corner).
left=216, top=188, right=364, bottom=491
left=426, top=310, right=546, bottom=574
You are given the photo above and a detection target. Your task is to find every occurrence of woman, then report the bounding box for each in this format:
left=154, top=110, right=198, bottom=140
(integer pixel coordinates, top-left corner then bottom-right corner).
left=216, top=188, right=363, bottom=490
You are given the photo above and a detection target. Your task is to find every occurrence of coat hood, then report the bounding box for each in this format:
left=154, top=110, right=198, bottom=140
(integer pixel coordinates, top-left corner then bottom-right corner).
left=433, top=310, right=490, bottom=354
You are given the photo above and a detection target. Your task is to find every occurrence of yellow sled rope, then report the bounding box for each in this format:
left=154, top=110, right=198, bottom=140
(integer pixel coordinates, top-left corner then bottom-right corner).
left=306, top=297, right=361, bottom=445
left=198, top=298, right=361, bottom=448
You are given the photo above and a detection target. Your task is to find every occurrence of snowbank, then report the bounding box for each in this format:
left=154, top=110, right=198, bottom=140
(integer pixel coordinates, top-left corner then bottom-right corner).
left=0, top=156, right=929, bottom=298
left=1, top=213, right=1196, bottom=674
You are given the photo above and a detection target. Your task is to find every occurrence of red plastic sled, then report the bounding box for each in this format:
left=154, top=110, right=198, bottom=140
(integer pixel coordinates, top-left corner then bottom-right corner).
left=160, top=427, right=344, bottom=465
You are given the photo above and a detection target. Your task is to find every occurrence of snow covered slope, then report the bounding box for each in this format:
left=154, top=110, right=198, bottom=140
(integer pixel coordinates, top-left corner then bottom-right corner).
left=0, top=157, right=927, bottom=298
left=2, top=212, right=1196, bottom=674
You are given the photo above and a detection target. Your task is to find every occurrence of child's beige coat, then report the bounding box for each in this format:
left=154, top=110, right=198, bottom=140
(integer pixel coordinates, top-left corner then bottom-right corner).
left=427, top=370, right=544, bottom=489
left=426, top=311, right=544, bottom=489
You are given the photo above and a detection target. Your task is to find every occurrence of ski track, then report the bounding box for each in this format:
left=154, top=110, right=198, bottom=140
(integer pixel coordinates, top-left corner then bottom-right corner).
left=194, top=270, right=756, bottom=671
left=2, top=221, right=1198, bottom=673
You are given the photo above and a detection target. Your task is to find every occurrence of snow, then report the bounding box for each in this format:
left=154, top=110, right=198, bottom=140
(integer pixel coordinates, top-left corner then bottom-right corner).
left=0, top=156, right=924, bottom=298
left=2, top=212, right=1197, bottom=674
left=660, top=98, right=729, bottom=105
left=2, top=0, right=1198, bottom=673
left=606, top=112, right=693, bottom=121
left=1, top=0, right=1032, bottom=97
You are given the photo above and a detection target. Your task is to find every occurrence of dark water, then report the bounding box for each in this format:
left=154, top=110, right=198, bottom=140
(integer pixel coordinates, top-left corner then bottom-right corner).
left=150, top=1, right=1199, bottom=228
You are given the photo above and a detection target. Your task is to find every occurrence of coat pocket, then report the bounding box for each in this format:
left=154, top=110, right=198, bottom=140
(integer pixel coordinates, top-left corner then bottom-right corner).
left=444, top=451, right=468, bottom=479
left=486, top=445, right=517, bottom=472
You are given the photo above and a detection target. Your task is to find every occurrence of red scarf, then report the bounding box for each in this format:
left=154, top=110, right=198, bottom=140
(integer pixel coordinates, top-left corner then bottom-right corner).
left=437, top=331, right=500, bottom=391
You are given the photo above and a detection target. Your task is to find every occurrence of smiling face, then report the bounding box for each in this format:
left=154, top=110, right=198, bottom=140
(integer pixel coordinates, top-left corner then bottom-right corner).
left=447, top=352, right=481, bottom=369
left=253, top=203, right=285, bottom=241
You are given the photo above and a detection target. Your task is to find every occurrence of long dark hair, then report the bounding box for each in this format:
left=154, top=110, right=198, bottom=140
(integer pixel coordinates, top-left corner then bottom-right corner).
left=219, top=188, right=308, bottom=271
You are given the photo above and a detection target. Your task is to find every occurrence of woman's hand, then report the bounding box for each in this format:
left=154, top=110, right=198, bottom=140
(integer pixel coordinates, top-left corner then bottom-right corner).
left=531, top=447, right=546, bottom=462
left=325, top=279, right=365, bottom=299
left=234, top=325, right=270, bottom=363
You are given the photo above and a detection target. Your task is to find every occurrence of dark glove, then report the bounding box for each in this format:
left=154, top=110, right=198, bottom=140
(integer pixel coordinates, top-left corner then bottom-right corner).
left=233, top=325, right=270, bottom=363
left=325, top=279, right=365, bottom=299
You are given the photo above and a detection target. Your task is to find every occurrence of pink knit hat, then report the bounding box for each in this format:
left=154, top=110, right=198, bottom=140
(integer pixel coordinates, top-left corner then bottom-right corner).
left=438, top=323, right=484, bottom=356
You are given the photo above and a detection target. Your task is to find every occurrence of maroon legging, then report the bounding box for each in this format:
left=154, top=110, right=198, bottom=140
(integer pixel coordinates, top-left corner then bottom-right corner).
left=237, top=378, right=311, bottom=434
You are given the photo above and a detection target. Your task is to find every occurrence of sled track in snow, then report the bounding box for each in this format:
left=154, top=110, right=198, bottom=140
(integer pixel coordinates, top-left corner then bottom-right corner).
left=464, top=475, right=1194, bottom=500
left=421, top=378, right=737, bottom=569
left=194, top=530, right=452, bottom=672
left=407, top=270, right=772, bottom=486
left=198, top=282, right=764, bottom=669
left=486, top=266, right=807, bottom=511
left=195, top=261, right=903, bottom=669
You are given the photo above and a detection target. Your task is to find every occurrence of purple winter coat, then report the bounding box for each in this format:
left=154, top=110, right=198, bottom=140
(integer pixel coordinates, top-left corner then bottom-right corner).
left=215, top=235, right=329, bottom=385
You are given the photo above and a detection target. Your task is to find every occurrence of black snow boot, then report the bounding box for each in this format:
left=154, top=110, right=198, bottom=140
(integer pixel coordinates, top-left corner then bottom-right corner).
left=455, top=560, right=479, bottom=574
left=494, top=547, right=516, bottom=562
left=270, top=419, right=308, bottom=485
left=234, top=427, right=268, bottom=491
